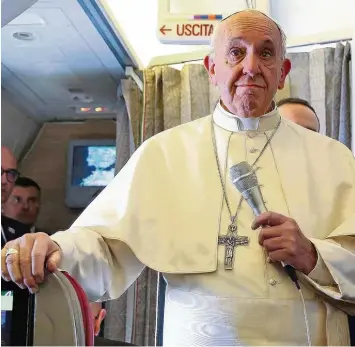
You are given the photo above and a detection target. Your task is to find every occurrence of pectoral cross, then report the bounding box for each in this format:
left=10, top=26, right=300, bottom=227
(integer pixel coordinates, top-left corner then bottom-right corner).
left=218, top=224, right=249, bottom=270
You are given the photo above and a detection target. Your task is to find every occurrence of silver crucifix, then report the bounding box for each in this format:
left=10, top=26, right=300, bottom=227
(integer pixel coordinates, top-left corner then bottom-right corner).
left=218, top=224, right=249, bottom=270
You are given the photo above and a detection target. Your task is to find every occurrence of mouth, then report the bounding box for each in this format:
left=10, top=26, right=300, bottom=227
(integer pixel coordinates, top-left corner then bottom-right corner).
left=236, top=84, right=264, bottom=88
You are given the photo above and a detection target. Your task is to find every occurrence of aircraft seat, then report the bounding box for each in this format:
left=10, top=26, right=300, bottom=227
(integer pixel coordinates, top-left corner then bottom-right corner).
left=34, top=270, right=94, bottom=346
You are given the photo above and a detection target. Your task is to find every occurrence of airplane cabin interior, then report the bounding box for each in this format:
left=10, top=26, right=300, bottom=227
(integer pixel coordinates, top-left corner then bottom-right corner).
left=1, top=0, right=354, bottom=346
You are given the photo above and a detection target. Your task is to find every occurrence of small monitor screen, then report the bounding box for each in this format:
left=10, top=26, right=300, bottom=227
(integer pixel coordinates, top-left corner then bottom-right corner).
left=71, top=145, right=116, bottom=187
left=1, top=291, right=13, bottom=346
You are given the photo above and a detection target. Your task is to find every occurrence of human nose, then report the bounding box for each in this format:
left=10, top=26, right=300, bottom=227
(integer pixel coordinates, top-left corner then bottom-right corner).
left=242, top=52, right=261, bottom=78
left=22, top=201, right=30, bottom=210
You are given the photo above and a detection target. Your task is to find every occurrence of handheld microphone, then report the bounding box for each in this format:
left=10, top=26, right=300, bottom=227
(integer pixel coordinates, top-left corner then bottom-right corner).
left=229, top=161, right=299, bottom=288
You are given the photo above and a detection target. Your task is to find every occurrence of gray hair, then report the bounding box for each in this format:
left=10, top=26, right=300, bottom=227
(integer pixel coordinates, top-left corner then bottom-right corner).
left=209, top=10, right=287, bottom=59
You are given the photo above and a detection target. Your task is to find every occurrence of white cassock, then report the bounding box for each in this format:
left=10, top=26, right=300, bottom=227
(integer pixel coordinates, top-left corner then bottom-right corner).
left=52, top=103, right=355, bottom=346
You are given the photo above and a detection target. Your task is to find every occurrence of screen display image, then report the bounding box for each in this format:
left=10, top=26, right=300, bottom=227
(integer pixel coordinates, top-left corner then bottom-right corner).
left=1, top=291, right=13, bottom=346
left=71, top=145, right=116, bottom=187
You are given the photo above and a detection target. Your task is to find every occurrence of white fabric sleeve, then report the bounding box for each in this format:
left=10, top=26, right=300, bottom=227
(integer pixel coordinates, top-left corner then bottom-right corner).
left=307, top=247, right=334, bottom=286
left=301, top=234, right=355, bottom=315
left=303, top=148, right=355, bottom=314
left=51, top=227, right=145, bottom=302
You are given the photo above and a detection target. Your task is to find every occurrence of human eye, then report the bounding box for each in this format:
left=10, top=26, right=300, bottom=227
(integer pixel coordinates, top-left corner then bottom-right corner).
left=260, top=49, right=273, bottom=58
left=8, top=169, right=19, bottom=181
left=12, top=196, right=20, bottom=204
left=229, top=47, right=244, bottom=57
left=226, top=48, right=245, bottom=65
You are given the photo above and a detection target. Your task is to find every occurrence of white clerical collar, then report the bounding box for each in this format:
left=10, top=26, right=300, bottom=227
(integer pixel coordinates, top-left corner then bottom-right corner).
left=213, top=101, right=281, bottom=132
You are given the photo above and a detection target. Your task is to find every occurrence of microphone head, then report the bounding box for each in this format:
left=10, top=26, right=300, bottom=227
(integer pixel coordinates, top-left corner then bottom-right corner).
left=229, top=161, right=267, bottom=216
left=229, top=161, right=258, bottom=194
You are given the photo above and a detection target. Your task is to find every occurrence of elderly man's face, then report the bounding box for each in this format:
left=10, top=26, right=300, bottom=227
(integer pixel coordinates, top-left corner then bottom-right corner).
left=205, top=11, right=291, bottom=117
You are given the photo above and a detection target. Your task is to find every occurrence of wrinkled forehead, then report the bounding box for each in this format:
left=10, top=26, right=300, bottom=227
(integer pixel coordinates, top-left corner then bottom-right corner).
left=1, top=151, right=17, bottom=170
left=216, top=11, right=282, bottom=51
left=12, top=185, right=40, bottom=198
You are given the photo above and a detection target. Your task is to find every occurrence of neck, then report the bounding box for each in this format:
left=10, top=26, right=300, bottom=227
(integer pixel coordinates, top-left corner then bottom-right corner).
left=220, top=100, right=274, bottom=118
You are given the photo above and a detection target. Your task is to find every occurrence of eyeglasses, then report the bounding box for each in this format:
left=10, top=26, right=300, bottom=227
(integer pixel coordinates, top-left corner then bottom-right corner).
left=1, top=168, right=20, bottom=183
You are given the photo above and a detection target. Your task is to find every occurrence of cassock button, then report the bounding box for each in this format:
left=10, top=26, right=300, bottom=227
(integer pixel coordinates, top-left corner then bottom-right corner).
left=247, top=131, right=257, bottom=138
left=269, top=278, right=277, bottom=286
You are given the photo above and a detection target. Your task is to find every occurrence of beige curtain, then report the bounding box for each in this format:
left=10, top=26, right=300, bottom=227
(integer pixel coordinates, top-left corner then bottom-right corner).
left=141, top=64, right=219, bottom=140
left=286, top=42, right=352, bottom=147
left=103, top=78, right=142, bottom=343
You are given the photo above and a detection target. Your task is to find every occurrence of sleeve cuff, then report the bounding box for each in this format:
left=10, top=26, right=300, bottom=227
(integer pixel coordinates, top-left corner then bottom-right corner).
left=306, top=238, right=334, bottom=286
left=51, top=230, right=76, bottom=272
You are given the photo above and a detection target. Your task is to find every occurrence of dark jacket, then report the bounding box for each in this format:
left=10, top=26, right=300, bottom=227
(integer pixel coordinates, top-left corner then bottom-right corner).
left=94, top=336, right=134, bottom=346
left=1, top=216, right=32, bottom=248
left=349, top=315, right=355, bottom=346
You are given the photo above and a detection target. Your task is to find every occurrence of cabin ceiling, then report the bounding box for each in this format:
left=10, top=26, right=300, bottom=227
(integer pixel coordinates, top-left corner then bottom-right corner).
left=1, top=0, right=135, bottom=123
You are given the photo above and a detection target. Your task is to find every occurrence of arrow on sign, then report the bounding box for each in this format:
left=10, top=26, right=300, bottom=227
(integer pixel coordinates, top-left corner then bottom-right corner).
left=160, top=25, right=172, bottom=35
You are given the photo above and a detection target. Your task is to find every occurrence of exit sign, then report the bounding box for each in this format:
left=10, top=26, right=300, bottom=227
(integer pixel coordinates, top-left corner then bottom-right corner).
left=159, top=21, right=216, bottom=44
left=157, top=0, right=221, bottom=44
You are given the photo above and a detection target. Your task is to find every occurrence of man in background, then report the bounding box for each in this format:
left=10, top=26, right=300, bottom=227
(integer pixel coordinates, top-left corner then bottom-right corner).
left=1, top=146, right=18, bottom=205
left=1, top=146, right=29, bottom=247
left=3, top=177, right=41, bottom=230
left=277, top=97, right=320, bottom=132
